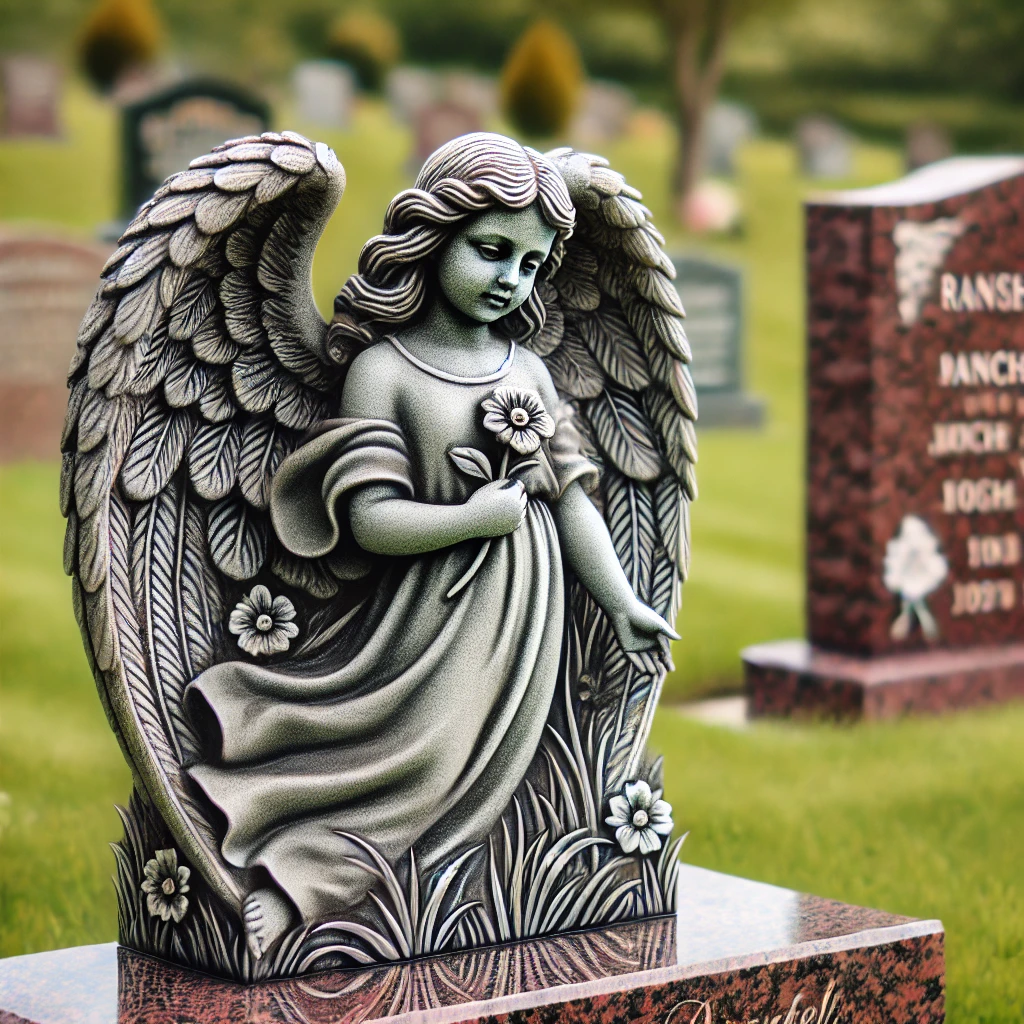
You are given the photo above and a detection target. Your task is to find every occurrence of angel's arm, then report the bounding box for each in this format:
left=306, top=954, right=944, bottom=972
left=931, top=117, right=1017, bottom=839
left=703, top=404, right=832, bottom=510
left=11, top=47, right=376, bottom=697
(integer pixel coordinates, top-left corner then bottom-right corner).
left=341, top=347, right=526, bottom=555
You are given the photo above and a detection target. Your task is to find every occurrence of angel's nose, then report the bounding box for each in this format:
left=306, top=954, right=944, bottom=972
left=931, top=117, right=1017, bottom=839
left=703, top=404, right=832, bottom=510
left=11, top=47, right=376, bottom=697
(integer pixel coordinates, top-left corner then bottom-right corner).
left=497, top=263, right=519, bottom=290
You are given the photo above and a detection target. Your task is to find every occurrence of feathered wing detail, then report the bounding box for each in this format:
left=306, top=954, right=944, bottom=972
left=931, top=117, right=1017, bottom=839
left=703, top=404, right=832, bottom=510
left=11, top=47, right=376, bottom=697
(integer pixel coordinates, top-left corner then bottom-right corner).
left=543, top=149, right=697, bottom=795
left=62, top=132, right=347, bottom=912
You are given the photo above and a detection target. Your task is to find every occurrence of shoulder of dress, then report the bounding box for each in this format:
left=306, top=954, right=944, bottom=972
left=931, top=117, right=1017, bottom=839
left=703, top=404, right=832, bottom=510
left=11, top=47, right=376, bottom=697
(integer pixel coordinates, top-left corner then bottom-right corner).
left=348, top=340, right=403, bottom=379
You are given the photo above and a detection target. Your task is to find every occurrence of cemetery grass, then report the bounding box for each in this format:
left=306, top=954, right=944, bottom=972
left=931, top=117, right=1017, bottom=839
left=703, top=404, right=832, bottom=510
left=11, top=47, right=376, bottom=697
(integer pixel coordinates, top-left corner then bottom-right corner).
left=2, top=461, right=1022, bottom=1022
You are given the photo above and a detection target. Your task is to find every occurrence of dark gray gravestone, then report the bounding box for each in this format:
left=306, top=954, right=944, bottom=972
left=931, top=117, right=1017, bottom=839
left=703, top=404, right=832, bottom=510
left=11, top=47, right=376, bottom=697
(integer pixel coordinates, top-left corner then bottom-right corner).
left=673, top=256, right=764, bottom=428
left=121, top=79, right=270, bottom=219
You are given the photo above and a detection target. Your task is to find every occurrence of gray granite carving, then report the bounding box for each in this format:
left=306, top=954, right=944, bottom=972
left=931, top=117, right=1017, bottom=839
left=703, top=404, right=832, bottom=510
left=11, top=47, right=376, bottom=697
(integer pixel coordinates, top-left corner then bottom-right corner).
left=61, top=130, right=697, bottom=978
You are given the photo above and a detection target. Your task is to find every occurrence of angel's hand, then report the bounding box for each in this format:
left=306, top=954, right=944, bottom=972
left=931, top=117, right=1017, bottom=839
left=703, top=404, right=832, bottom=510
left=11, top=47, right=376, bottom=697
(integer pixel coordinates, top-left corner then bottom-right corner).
left=610, top=599, right=680, bottom=653
left=465, top=479, right=528, bottom=538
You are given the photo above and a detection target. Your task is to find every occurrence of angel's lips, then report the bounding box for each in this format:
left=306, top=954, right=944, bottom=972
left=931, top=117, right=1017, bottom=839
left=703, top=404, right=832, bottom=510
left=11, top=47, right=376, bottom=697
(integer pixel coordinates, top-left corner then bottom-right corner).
left=481, top=292, right=512, bottom=309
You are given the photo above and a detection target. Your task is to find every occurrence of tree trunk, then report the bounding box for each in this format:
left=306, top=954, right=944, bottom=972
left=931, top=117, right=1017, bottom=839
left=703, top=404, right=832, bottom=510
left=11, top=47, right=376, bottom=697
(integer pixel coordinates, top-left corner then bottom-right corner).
left=667, top=0, right=733, bottom=219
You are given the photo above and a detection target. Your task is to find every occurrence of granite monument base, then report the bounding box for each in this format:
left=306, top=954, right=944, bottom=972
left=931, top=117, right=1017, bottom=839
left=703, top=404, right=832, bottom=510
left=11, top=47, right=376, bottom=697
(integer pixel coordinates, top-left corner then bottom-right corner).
left=744, top=638, right=1024, bottom=720
left=0, top=865, right=943, bottom=1024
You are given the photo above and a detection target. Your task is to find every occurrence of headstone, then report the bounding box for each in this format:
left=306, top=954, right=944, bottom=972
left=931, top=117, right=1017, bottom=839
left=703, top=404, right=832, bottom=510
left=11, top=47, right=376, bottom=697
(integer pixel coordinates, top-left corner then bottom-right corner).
left=442, top=71, right=498, bottom=121
left=570, top=80, right=634, bottom=147
left=796, top=115, right=853, bottom=179
left=906, top=120, right=953, bottom=171
left=0, top=230, right=110, bottom=461
left=672, top=256, right=763, bottom=427
left=293, top=60, right=355, bottom=130
left=412, top=101, right=481, bottom=164
left=386, top=66, right=439, bottom=125
left=744, top=156, right=1024, bottom=718
left=0, top=55, right=60, bottom=137
left=121, top=78, right=270, bottom=219
left=704, top=100, right=757, bottom=177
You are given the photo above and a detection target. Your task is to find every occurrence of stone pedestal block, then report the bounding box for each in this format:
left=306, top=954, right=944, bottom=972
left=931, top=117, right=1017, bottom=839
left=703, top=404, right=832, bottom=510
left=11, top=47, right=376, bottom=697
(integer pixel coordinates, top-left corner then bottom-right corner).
left=0, top=866, right=944, bottom=1024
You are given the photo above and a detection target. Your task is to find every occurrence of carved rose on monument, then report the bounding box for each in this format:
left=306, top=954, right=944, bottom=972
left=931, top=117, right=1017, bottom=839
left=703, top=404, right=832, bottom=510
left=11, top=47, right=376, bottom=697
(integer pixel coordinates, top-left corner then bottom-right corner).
left=883, top=515, right=948, bottom=640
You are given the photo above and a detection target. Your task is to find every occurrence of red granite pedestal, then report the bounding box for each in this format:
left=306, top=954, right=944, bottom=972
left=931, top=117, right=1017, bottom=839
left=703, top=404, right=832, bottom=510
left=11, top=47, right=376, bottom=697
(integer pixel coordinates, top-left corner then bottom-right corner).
left=744, top=638, right=1024, bottom=720
left=0, top=865, right=944, bottom=1024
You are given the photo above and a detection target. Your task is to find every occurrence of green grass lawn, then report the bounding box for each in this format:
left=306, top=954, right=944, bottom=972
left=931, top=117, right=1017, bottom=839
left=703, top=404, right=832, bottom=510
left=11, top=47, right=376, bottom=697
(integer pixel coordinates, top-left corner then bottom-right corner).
left=1, top=85, right=1022, bottom=1021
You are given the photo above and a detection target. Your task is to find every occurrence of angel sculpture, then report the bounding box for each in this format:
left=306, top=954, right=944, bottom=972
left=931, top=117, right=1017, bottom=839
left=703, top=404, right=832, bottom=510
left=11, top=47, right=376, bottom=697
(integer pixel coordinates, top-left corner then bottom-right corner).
left=62, top=131, right=696, bottom=977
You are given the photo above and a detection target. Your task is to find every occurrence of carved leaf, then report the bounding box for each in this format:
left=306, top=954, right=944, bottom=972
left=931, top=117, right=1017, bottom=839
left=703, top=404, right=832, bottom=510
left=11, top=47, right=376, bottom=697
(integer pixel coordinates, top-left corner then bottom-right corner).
left=238, top=418, right=286, bottom=509
left=449, top=447, right=493, bottom=482
left=603, top=471, right=657, bottom=604
left=188, top=421, right=241, bottom=500
left=649, top=545, right=681, bottom=624
left=120, top=400, right=194, bottom=502
left=587, top=387, right=661, bottom=481
left=554, top=247, right=601, bottom=311
left=208, top=495, right=268, bottom=580
left=645, top=387, right=698, bottom=477
left=271, top=547, right=339, bottom=599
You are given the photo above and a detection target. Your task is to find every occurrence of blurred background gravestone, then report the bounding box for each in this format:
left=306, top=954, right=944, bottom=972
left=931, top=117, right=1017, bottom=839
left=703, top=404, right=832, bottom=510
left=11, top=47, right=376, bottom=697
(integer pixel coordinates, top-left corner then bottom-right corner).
left=673, top=256, right=763, bottom=427
left=0, top=56, right=61, bottom=137
left=121, top=78, right=269, bottom=220
left=386, top=65, right=438, bottom=125
left=796, top=115, right=853, bottom=179
left=413, top=100, right=482, bottom=164
left=293, top=60, right=354, bottom=130
left=905, top=120, right=954, bottom=171
left=442, top=71, right=498, bottom=121
left=0, top=231, right=109, bottom=461
left=570, top=80, right=634, bottom=148
left=704, top=100, right=758, bottom=177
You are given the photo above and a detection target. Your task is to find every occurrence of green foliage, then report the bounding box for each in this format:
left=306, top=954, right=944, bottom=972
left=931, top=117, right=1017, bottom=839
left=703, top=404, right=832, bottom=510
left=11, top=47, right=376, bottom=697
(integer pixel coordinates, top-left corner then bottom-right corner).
left=500, top=18, right=583, bottom=140
left=326, top=8, right=401, bottom=92
left=76, top=0, right=162, bottom=93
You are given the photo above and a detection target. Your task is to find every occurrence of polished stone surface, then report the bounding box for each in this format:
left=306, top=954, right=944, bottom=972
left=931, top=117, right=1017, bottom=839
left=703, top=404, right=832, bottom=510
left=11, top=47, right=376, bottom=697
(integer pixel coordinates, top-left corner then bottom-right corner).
left=744, top=637, right=1024, bottom=719
left=0, top=865, right=944, bottom=1024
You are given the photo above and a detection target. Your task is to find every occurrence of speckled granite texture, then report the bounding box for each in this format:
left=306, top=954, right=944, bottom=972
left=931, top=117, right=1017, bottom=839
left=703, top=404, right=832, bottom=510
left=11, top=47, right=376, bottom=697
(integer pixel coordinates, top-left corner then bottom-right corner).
left=806, top=168, right=1024, bottom=656
left=744, top=638, right=1024, bottom=720
left=0, top=865, right=944, bottom=1024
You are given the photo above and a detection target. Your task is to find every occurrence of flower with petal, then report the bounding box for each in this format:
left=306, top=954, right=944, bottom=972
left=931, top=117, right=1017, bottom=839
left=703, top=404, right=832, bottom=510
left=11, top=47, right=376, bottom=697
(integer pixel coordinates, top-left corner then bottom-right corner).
left=883, top=515, right=947, bottom=602
left=141, top=848, right=190, bottom=923
left=229, top=585, right=299, bottom=657
left=481, top=387, right=555, bottom=455
left=605, top=780, right=674, bottom=856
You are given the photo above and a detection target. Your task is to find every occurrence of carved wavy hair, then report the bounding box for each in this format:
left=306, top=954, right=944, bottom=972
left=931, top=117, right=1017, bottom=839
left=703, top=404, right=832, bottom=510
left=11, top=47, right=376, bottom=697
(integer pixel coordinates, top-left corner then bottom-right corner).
left=331, top=132, right=575, bottom=351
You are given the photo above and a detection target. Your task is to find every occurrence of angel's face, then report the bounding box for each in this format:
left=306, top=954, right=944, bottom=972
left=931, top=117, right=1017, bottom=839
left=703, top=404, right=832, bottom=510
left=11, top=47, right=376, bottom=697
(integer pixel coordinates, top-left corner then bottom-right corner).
left=437, top=203, right=557, bottom=324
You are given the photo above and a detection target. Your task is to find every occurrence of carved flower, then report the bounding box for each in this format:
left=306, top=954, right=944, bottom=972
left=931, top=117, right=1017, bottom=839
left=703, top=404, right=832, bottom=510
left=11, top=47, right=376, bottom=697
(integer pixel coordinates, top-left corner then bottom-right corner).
left=482, top=387, right=555, bottom=455
left=883, top=515, right=947, bottom=602
left=605, top=780, right=673, bottom=856
left=229, top=585, right=299, bottom=657
left=141, top=848, right=190, bottom=923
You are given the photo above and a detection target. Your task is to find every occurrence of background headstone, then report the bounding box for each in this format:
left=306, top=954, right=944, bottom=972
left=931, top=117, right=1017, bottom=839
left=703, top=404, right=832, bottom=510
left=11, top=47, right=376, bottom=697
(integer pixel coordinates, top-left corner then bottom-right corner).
left=570, top=80, right=634, bottom=148
left=744, top=156, right=1024, bottom=717
left=386, top=66, right=440, bottom=125
left=0, top=55, right=60, bottom=138
left=703, top=100, right=758, bottom=177
left=413, top=101, right=482, bottom=165
left=442, top=71, right=498, bottom=122
left=121, top=78, right=270, bottom=219
left=0, top=231, right=110, bottom=461
left=796, top=115, right=853, bottom=179
left=905, top=120, right=954, bottom=171
left=293, top=61, right=355, bottom=130
left=673, top=256, right=763, bottom=427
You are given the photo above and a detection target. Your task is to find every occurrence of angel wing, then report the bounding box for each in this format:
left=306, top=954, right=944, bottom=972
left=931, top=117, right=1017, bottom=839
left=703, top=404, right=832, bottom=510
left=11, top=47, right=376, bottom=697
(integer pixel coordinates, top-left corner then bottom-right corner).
left=61, top=131, right=347, bottom=911
left=540, top=148, right=696, bottom=794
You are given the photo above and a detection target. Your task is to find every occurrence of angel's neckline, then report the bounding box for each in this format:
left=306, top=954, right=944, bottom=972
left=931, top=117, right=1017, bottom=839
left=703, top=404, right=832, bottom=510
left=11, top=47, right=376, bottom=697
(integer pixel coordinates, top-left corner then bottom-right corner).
left=385, top=335, right=516, bottom=385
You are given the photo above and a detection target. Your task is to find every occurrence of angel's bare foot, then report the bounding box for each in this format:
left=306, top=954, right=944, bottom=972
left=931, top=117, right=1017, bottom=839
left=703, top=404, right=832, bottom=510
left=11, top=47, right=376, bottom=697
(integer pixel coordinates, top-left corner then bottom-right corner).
left=243, top=887, right=293, bottom=960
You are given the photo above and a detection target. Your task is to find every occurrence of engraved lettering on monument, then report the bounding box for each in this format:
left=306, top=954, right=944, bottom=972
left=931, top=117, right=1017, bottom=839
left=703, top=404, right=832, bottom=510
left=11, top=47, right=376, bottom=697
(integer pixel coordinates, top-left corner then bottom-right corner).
left=62, top=130, right=698, bottom=977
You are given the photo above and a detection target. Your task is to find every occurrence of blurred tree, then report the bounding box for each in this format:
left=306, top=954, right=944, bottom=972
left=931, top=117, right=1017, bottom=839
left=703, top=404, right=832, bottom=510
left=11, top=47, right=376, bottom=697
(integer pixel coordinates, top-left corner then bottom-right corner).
left=500, top=18, right=583, bottom=139
left=326, top=8, right=402, bottom=92
left=77, top=0, right=162, bottom=92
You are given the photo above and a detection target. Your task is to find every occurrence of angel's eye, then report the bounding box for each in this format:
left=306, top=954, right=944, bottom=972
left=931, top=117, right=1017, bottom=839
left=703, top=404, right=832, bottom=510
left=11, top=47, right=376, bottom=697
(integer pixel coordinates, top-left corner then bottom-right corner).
left=522, top=260, right=539, bottom=276
left=475, top=242, right=507, bottom=260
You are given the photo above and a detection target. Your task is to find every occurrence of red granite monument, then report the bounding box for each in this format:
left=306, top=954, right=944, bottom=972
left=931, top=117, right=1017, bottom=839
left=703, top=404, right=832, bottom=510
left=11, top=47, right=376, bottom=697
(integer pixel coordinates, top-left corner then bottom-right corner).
left=745, top=156, right=1024, bottom=719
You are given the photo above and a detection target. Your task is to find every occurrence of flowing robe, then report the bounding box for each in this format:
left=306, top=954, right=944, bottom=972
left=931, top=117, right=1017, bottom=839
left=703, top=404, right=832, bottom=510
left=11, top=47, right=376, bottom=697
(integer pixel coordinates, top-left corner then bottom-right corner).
left=187, top=375, right=596, bottom=923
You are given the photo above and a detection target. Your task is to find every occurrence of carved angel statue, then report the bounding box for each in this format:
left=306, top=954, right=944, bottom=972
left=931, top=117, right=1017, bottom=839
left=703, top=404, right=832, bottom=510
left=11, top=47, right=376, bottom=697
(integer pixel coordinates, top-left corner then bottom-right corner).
left=62, top=130, right=696, bottom=975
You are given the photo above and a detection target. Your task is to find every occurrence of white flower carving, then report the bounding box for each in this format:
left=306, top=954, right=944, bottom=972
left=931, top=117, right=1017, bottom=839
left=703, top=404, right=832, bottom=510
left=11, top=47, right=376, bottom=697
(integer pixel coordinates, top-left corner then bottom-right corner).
left=883, top=515, right=947, bottom=640
left=141, top=848, right=190, bottom=923
left=229, top=585, right=299, bottom=657
left=481, top=387, right=555, bottom=455
left=605, top=780, right=673, bottom=856
left=893, top=218, right=963, bottom=325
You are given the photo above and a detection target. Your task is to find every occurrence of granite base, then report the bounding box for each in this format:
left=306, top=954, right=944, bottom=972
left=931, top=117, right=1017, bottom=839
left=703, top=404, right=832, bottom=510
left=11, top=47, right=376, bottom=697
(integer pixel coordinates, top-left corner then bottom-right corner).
left=744, top=638, right=1024, bottom=720
left=0, top=865, right=943, bottom=1024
